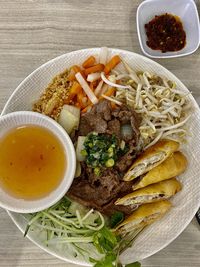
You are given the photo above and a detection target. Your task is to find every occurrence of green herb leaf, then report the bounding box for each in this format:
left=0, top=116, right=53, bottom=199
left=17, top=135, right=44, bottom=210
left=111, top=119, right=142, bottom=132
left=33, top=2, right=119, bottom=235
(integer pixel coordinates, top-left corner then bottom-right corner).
left=110, top=212, right=124, bottom=228
left=104, top=252, right=116, bottom=262
left=99, top=227, right=118, bottom=247
left=125, top=261, right=141, bottom=267
left=92, top=252, right=116, bottom=267
left=93, top=226, right=118, bottom=255
left=93, top=232, right=105, bottom=254
left=94, top=263, right=104, bottom=267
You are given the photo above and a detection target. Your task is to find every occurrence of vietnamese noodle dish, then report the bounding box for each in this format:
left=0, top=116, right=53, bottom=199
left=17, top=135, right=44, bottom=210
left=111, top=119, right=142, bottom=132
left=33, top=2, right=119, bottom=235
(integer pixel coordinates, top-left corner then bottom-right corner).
left=24, top=47, right=191, bottom=266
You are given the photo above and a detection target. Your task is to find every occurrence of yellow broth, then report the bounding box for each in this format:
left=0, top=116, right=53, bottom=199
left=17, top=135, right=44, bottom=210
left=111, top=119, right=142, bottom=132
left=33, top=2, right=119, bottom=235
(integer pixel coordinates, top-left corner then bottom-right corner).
left=0, top=125, right=66, bottom=199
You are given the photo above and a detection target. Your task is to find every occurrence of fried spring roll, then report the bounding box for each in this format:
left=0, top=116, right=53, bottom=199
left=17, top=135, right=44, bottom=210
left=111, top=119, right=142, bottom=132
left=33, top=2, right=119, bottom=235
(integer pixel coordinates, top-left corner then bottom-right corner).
left=115, top=178, right=181, bottom=208
left=133, top=151, right=187, bottom=190
left=115, top=200, right=171, bottom=236
left=123, top=139, right=179, bottom=181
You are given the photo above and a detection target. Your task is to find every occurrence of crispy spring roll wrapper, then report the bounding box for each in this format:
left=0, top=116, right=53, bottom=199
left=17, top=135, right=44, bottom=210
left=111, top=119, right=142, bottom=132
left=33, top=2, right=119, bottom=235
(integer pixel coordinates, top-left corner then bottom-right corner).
left=123, top=139, right=179, bottom=181
left=133, top=151, right=187, bottom=190
left=115, top=200, right=171, bottom=236
left=115, top=178, right=182, bottom=207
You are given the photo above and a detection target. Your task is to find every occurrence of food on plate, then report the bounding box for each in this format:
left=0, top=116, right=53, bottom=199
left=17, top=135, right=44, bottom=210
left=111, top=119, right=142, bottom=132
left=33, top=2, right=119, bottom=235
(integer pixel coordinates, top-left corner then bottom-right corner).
left=133, top=151, right=187, bottom=190
left=24, top=196, right=144, bottom=266
left=82, top=55, right=96, bottom=68
left=104, top=55, right=121, bottom=74
left=34, top=49, right=191, bottom=150
left=58, top=104, right=80, bottom=134
left=33, top=69, right=70, bottom=120
left=145, top=13, right=186, bottom=53
left=81, top=132, right=126, bottom=169
left=0, top=125, right=66, bottom=199
left=115, top=69, right=191, bottom=150
left=115, top=200, right=172, bottom=236
left=30, top=49, right=191, bottom=266
left=68, top=99, right=141, bottom=215
left=115, top=178, right=182, bottom=208
left=123, top=139, right=179, bottom=181
left=24, top=197, right=112, bottom=257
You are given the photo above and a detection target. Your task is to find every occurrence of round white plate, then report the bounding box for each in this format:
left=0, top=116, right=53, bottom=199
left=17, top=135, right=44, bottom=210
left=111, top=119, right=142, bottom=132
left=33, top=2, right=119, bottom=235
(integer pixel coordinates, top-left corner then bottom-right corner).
left=2, top=48, right=200, bottom=266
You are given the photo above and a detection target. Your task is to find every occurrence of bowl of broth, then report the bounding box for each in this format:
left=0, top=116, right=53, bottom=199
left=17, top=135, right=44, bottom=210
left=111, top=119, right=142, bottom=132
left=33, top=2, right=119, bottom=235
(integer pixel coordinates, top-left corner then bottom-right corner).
left=0, top=111, right=76, bottom=213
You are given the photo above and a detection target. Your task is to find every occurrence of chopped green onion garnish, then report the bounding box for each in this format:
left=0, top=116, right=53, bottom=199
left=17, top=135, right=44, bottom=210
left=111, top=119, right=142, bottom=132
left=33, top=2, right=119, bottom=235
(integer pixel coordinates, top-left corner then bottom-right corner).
left=81, top=149, right=88, bottom=156
left=82, top=133, right=127, bottom=170
left=105, top=158, right=115, bottom=167
left=94, top=167, right=101, bottom=176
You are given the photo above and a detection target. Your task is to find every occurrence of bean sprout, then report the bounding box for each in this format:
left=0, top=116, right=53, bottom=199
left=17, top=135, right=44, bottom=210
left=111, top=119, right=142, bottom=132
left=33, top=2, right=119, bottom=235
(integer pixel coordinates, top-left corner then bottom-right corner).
left=110, top=62, right=191, bottom=149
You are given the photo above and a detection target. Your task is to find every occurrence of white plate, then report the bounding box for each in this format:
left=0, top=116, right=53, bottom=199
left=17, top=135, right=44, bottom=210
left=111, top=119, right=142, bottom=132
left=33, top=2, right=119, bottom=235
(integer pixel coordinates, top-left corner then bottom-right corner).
left=2, top=48, right=200, bottom=266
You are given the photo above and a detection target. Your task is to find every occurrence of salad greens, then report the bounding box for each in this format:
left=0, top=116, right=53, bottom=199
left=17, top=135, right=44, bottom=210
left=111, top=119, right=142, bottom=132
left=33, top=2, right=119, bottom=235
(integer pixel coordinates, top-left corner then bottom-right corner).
left=125, top=263, right=141, bottom=267
left=90, top=225, right=143, bottom=267
left=81, top=132, right=128, bottom=172
left=110, top=212, right=124, bottom=228
left=24, top=197, right=142, bottom=267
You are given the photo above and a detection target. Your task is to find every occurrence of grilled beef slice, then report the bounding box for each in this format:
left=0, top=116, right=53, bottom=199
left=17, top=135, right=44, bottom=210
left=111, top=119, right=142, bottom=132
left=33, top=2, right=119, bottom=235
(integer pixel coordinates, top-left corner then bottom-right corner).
left=68, top=100, right=141, bottom=216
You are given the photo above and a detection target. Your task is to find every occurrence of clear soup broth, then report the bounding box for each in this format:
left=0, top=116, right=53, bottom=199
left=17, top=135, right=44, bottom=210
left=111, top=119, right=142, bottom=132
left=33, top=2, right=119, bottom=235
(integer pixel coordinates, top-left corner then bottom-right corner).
left=0, top=125, right=66, bottom=200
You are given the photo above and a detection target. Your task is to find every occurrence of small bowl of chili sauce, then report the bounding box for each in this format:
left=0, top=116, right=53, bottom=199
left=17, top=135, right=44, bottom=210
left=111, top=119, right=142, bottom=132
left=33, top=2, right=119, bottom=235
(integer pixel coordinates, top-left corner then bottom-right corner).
left=136, top=0, right=200, bottom=58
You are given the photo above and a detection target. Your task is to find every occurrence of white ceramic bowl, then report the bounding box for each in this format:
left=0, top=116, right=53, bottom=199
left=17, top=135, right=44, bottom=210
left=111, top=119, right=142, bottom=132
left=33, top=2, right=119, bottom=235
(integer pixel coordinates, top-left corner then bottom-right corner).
left=137, top=0, right=200, bottom=58
left=0, top=111, right=76, bottom=213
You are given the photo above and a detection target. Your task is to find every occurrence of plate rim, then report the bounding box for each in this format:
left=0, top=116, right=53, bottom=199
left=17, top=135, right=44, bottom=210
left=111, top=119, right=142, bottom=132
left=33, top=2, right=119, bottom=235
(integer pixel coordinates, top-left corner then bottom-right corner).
left=2, top=47, right=200, bottom=265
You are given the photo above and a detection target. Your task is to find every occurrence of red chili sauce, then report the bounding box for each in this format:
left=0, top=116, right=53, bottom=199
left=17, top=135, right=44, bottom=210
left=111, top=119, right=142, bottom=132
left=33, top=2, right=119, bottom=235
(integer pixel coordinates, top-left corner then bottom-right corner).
left=145, top=13, right=186, bottom=53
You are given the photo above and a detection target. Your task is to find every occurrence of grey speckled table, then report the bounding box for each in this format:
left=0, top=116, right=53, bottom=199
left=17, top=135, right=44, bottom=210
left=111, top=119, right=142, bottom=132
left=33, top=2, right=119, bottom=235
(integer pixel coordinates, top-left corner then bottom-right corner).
left=0, top=1, right=200, bottom=266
